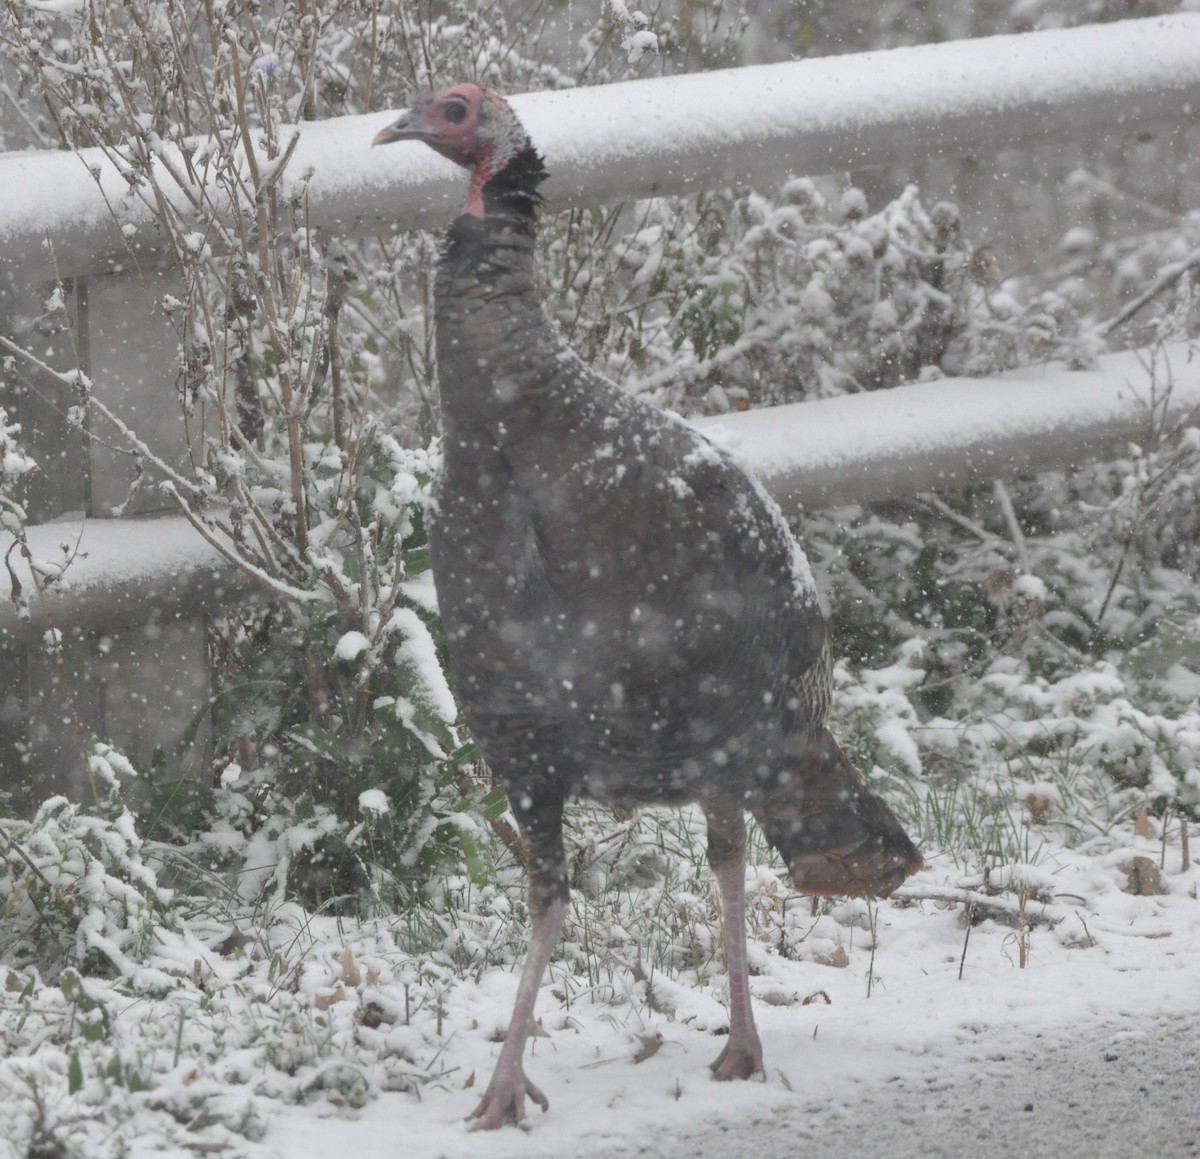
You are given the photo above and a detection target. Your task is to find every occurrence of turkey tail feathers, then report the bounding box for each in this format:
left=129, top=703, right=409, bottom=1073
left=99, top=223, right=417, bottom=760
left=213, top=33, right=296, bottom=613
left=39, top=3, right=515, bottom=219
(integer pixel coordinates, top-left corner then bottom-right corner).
left=753, top=730, right=923, bottom=899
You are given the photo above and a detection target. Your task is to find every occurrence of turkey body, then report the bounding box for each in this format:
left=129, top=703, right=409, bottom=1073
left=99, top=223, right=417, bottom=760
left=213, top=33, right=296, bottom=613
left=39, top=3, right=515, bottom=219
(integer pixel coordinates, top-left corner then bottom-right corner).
left=373, top=85, right=922, bottom=1130
left=433, top=210, right=828, bottom=821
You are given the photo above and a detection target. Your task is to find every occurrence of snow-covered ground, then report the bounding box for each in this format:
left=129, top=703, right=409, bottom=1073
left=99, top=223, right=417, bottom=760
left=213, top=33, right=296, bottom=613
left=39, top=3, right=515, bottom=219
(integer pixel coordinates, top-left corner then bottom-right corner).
left=263, top=848, right=1200, bottom=1159
left=4, top=804, right=1195, bottom=1159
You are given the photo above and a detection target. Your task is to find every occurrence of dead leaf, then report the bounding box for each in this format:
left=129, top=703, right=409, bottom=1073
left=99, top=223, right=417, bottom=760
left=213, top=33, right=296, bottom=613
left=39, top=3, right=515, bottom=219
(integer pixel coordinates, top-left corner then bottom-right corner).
left=814, top=946, right=849, bottom=968
left=802, top=989, right=832, bottom=1006
left=339, top=948, right=362, bottom=988
left=1134, top=810, right=1157, bottom=840
left=464, top=1071, right=475, bottom=1090
left=1120, top=856, right=1167, bottom=896
left=1024, top=793, right=1053, bottom=826
left=632, top=1033, right=663, bottom=1064
left=314, top=985, right=346, bottom=1010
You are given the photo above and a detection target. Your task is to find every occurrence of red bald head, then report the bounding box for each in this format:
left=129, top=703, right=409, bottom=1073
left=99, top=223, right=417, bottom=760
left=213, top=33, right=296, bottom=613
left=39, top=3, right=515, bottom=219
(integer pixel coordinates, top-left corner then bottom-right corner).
left=373, top=84, right=532, bottom=219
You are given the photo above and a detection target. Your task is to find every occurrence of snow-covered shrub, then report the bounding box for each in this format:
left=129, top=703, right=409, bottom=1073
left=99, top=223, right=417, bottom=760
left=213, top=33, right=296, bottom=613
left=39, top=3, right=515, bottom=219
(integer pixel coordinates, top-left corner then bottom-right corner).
left=0, top=404, right=36, bottom=534
left=538, top=182, right=1098, bottom=414
left=800, top=385, right=1200, bottom=841
left=0, top=405, right=37, bottom=622
left=0, top=782, right=171, bottom=978
left=0, top=0, right=522, bottom=910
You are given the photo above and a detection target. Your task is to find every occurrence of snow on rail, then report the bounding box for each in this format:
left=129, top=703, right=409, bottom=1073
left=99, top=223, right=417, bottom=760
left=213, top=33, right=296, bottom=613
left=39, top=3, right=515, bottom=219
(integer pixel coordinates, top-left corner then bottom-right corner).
left=0, top=516, right=249, bottom=646
left=696, top=342, right=1200, bottom=510
left=1, top=16, right=1198, bottom=281
left=4, top=342, right=1196, bottom=644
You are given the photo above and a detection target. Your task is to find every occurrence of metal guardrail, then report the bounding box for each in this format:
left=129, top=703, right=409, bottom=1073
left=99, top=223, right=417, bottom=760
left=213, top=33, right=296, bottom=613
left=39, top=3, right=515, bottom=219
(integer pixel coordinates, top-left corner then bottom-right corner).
left=694, top=343, right=1200, bottom=511
left=0, top=16, right=1198, bottom=280
left=0, top=517, right=252, bottom=646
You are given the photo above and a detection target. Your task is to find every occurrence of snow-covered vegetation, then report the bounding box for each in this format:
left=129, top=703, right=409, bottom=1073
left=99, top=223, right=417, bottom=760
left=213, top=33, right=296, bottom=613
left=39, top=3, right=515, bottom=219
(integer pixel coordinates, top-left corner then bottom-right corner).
left=1, top=2, right=1198, bottom=1155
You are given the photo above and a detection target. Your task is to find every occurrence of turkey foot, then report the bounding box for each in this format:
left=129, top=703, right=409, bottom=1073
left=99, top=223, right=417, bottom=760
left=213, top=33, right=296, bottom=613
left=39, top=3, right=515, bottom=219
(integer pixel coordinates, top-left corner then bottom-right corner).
left=709, top=1036, right=764, bottom=1081
left=468, top=1065, right=549, bottom=1131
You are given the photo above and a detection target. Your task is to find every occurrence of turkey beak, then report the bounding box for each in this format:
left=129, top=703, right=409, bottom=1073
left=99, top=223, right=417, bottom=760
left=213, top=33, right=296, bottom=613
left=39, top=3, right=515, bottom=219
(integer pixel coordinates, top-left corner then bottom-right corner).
left=372, top=110, right=423, bottom=147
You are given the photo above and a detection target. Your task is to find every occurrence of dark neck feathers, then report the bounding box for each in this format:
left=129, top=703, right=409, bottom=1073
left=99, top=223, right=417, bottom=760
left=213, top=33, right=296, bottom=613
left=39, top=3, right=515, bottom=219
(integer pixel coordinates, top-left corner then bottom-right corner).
left=444, top=146, right=548, bottom=256
left=482, top=146, right=548, bottom=219
left=434, top=144, right=561, bottom=430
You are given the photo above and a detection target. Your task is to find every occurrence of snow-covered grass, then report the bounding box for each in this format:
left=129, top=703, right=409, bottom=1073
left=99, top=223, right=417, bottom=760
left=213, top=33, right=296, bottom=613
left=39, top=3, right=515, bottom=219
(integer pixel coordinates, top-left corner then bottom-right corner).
left=2, top=827, right=1195, bottom=1159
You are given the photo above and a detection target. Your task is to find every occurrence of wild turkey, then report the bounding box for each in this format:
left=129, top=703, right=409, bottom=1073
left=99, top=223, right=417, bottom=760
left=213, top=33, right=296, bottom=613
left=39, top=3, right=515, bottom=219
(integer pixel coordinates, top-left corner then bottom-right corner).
left=373, top=84, right=923, bottom=1130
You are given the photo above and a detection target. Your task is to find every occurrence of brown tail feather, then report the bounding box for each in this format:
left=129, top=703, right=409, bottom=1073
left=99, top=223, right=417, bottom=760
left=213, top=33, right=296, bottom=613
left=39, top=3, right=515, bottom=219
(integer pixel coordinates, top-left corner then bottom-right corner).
left=752, top=729, right=923, bottom=899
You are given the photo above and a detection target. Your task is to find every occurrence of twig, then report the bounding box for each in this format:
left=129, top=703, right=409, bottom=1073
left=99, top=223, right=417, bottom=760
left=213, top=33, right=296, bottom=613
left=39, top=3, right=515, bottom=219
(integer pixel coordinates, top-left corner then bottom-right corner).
left=865, top=900, right=878, bottom=998
left=992, top=480, right=1030, bottom=574
left=896, top=883, right=1176, bottom=939
left=0, top=826, right=58, bottom=891
left=164, top=485, right=320, bottom=604
left=957, top=901, right=973, bottom=980
left=920, top=493, right=1004, bottom=548
left=0, top=335, right=209, bottom=504
left=896, top=884, right=1061, bottom=928
left=1097, top=247, right=1200, bottom=337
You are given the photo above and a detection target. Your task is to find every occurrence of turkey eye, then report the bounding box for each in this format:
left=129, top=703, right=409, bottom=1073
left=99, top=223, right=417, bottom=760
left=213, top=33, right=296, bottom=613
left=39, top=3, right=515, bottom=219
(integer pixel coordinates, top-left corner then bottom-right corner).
left=444, top=101, right=467, bottom=124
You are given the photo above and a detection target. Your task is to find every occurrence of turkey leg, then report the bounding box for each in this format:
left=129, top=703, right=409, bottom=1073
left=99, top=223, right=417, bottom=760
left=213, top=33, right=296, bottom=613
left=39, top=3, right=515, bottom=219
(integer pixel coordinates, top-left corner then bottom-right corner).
left=704, top=806, right=765, bottom=1080
left=469, top=790, right=568, bottom=1129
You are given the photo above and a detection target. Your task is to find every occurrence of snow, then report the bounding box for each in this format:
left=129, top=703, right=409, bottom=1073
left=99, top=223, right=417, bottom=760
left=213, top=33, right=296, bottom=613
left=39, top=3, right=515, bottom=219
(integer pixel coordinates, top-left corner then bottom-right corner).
left=162, top=848, right=1200, bottom=1157
left=0, top=514, right=244, bottom=644
left=335, top=630, right=371, bottom=662
left=2, top=514, right=224, bottom=594
left=387, top=605, right=459, bottom=727
left=3, top=16, right=1199, bottom=279
left=358, top=789, right=390, bottom=815
left=5, top=783, right=1197, bottom=1158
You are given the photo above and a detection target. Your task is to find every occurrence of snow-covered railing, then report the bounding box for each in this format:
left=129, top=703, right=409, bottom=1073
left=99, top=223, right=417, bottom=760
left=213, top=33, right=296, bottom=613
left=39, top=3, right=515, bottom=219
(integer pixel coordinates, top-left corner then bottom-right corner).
left=0, top=518, right=252, bottom=645
left=1, top=16, right=1198, bottom=281
left=696, top=343, right=1200, bottom=511
left=4, top=343, right=1197, bottom=645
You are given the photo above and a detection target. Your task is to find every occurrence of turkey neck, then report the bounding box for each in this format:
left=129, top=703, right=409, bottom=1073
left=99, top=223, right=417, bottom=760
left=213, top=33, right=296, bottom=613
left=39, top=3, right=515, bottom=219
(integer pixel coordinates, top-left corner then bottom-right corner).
left=434, top=148, right=568, bottom=444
